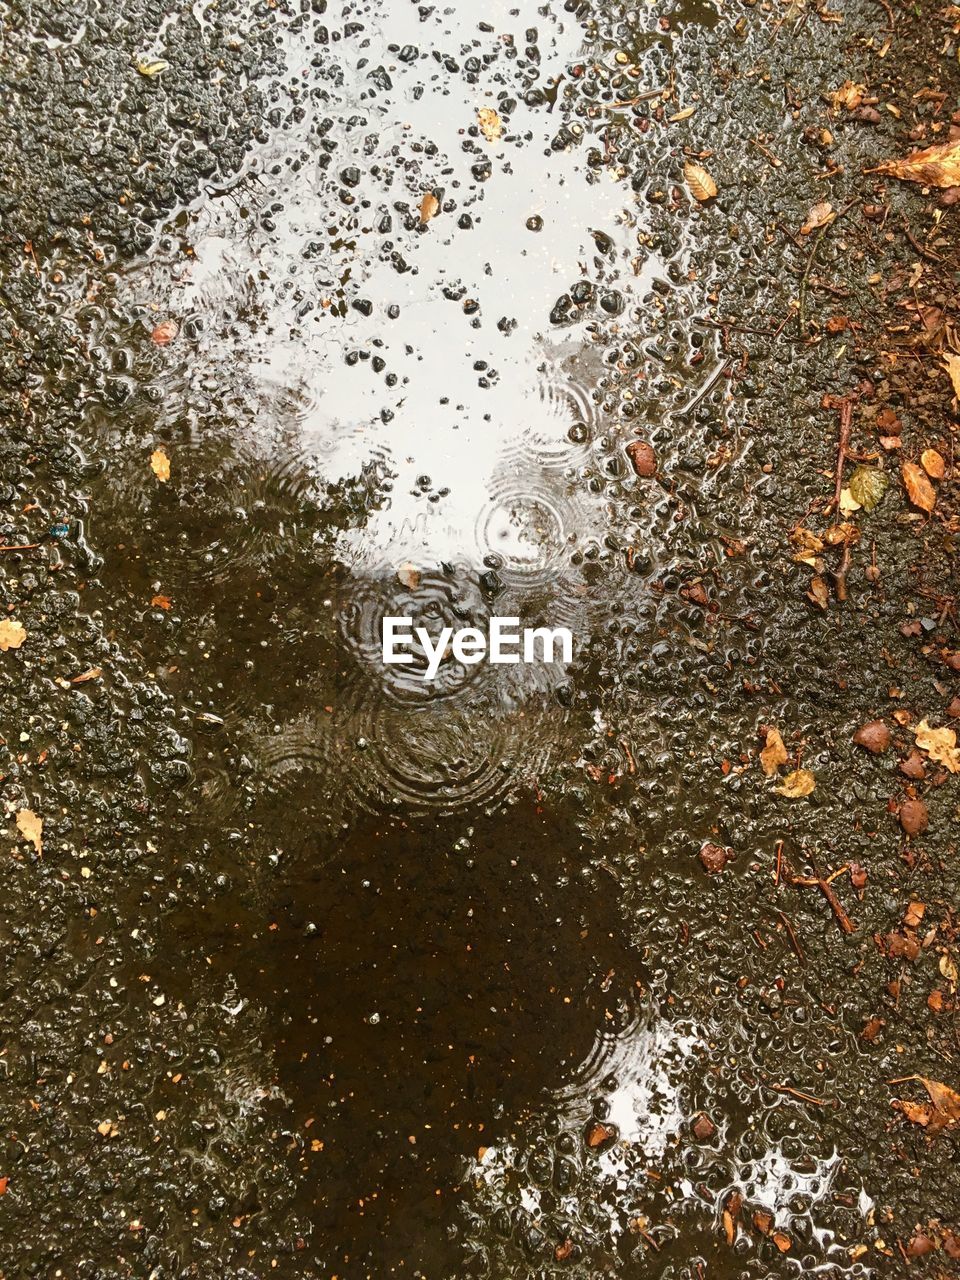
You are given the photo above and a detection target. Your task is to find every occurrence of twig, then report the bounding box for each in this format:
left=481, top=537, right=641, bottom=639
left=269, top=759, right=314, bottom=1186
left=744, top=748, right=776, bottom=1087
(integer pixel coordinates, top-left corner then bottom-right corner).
left=833, top=397, right=854, bottom=511
left=776, top=909, right=806, bottom=964
left=797, top=199, right=859, bottom=333
left=771, top=1083, right=826, bottom=1106
left=604, top=89, right=665, bottom=109
left=0, top=543, right=41, bottom=552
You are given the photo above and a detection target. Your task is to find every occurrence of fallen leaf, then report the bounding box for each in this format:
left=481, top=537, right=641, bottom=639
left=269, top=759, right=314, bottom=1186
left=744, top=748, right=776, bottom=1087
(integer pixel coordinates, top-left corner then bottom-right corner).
left=943, top=354, right=960, bottom=400
left=151, top=318, right=179, bottom=345
left=875, top=139, right=960, bottom=189
left=892, top=1076, right=960, bottom=1132
left=15, top=808, right=42, bottom=855
left=397, top=563, right=421, bottom=590
left=807, top=576, right=829, bottom=609
left=135, top=57, right=170, bottom=77
left=940, top=952, right=959, bottom=989
left=151, top=594, right=172, bottom=610
left=668, top=107, right=696, bottom=122
left=150, top=448, right=171, bottom=483
left=419, top=191, right=440, bottom=224
left=801, top=201, right=835, bottom=234
left=0, top=1177, right=7, bottom=1196
left=625, top=439, right=657, bottom=477
left=684, top=162, right=718, bottom=203
left=699, top=842, right=731, bottom=874
left=772, top=1232, right=793, bottom=1253
left=790, top=527, right=824, bottom=566
left=899, top=797, right=928, bottom=836
left=477, top=107, right=502, bottom=142
left=902, top=461, right=935, bottom=513
left=692, top=1112, right=716, bottom=1140
left=775, top=768, right=816, bottom=798
left=853, top=720, right=890, bottom=754
left=70, top=667, right=102, bottom=684
left=848, top=465, right=888, bottom=511
left=914, top=719, right=960, bottom=773
left=554, top=1240, right=574, bottom=1262
left=903, top=901, right=926, bottom=929
left=838, top=487, right=861, bottom=516
left=760, top=726, right=788, bottom=776
left=921, top=448, right=946, bottom=479
left=831, top=80, right=866, bottom=112
left=0, top=619, right=27, bottom=651
left=585, top=1121, right=618, bottom=1149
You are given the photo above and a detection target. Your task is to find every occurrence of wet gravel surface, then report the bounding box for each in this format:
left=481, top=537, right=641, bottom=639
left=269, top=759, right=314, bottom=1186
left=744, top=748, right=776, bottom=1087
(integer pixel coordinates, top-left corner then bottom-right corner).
left=1, top=0, right=959, bottom=1276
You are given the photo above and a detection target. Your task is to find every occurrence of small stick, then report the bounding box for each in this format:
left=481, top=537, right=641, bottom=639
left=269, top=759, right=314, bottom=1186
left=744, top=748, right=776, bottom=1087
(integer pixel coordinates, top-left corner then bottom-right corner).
left=0, top=543, right=41, bottom=553
left=604, top=89, right=665, bottom=109
left=776, top=910, right=806, bottom=964
left=833, top=397, right=854, bottom=511
left=771, top=1083, right=825, bottom=1106
left=775, top=839, right=784, bottom=887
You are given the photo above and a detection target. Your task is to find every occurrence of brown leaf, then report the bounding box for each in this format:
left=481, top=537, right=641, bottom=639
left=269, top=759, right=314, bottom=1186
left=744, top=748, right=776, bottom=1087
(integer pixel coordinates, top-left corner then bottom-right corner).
left=893, top=1076, right=960, bottom=1132
left=902, top=460, right=935, bottom=513
left=899, top=749, right=926, bottom=780
left=554, top=1239, right=574, bottom=1262
left=752, top=1210, right=774, bottom=1236
left=397, top=563, right=421, bottom=590
left=70, top=667, right=103, bottom=684
left=0, top=619, right=27, bottom=651
left=15, top=808, right=42, bottom=855
left=477, top=107, right=502, bottom=142
left=853, top=720, right=890, bottom=755
left=831, top=80, right=866, bottom=112
left=585, top=1121, right=618, bottom=1149
left=699, top=842, right=731, bottom=874
left=914, top=720, right=960, bottom=773
left=775, top=768, right=816, bottom=798
left=625, top=439, right=657, bottom=477
left=760, top=725, right=788, bottom=776
left=772, top=1232, right=793, bottom=1253
left=801, top=201, right=835, bottom=234
left=875, top=139, right=960, bottom=189
left=807, top=576, right=829, bottom=609
left=419, top=191, right=440, bottom=224
left=899, top=797, right=928, bottom=836
left=684, top=162, right=718, bottom=203
left=151, top=594, right=172, bottom=610
left=151, top=318, right=179, bottom=345
left=692, top=1112, right=716, bottom=1140
left=921, top=448, right=946, bottom=479
left=943, top=354, right=960, bottom=400
left=150, top=448, right=171, bottom=483
left=903, top=901, right=926, bottom=929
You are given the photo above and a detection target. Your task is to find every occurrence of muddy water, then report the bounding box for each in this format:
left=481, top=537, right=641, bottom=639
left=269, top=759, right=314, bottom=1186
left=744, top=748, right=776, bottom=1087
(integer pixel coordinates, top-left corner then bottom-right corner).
left=7, top=0, right=953, bottom=1275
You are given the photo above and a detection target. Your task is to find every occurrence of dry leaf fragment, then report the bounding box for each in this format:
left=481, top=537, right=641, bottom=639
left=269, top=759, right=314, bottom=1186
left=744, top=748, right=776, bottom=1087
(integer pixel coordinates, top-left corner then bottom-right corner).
left=914, top=720, right=960, bottom=773
left=585, top=1121, right=618, bottom=1149
left=942, top=354, right=960, bottom=400
left=922, top=448, right=946, bottom=479
left=15, top=809, right=42, bottom=855
left=940, top=952, right=959, bottom=989
left=419, top=191, right=440, bottom=224
left=775, top=768, right=816, bottom=798
left=684, top=162, right=718, bottom=203
left=668, top=107, right=695, bottom=122
left=801, top=201, right=835, bottom=234
left=760, top=726, right=788, bottom=776
left=151, top=318, right=179, bottom=345
left=831, top=81, right=866, bottom=112
left=0, top=619, right=27, bottom=651
left=807, top=576, right=829, bottom=609
left=902, top=461, right=935, bottom=513
left=150, top=448, right=171, bottom=483
left=135, top=57, right=169, bottom=77
left=397, top=563, right=421, bottom=590
left=71, top=667, right=103, bottom=684
left=874, top=139, right=960, bottom=190
left=477, top=107, right=502, bottom=142
left=892, top=1076, right=960, bottom=1132
left=151, top=594, right=172, bottom=610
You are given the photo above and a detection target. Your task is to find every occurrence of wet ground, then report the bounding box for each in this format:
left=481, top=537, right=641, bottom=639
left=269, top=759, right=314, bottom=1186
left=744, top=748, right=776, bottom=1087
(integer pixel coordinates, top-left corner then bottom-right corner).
left=1, top=0, right=960, bottom=1276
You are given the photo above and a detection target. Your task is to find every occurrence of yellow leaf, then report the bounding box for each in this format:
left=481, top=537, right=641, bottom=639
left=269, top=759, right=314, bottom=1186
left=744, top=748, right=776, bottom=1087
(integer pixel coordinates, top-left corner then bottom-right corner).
left=875, top=139, right=960, bottom=189
left=419, top=191, right=440, bottom=224
left=668, top=107, right=695, bottom=122
left=135, top=57, right=170, bottom=77
left=921, top=448, right=946, bottom=479
left=0, top=619, right=26, bottom=651
left=684, top=162, right=718, bottom=203
left=914, top=719, right=960, bottom=773
left=760, top=726, right=788, bottom=776
left=477, top=107, right=502, bottom=142
left=15, top=808, right=42, bottom=855
left=902, top=460, right=935, bottom=513
left=150, top=448, right=171, bottom=482
left=942, top=354, right=960, bottom=400
left=775, top=768, right=816, bottom=798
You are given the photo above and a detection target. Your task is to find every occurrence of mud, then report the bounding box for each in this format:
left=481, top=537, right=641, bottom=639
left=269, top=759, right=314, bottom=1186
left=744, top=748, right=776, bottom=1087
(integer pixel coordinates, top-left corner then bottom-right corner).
left=1, top=0, right=959, bottom=1277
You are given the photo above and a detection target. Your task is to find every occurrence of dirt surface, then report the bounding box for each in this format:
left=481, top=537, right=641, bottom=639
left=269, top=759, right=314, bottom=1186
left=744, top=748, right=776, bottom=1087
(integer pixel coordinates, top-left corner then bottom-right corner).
left=1, top=0, right=959, bottom=1276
